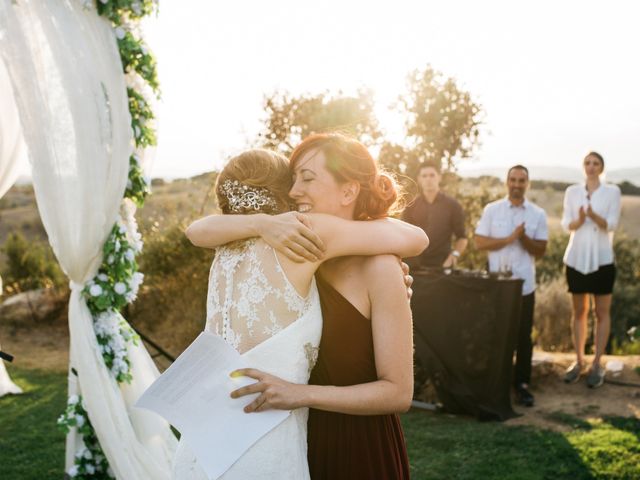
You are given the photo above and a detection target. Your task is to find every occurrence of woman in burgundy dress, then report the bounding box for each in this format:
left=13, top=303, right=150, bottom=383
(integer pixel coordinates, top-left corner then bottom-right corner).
left=230, top=133, right=421, bottom=479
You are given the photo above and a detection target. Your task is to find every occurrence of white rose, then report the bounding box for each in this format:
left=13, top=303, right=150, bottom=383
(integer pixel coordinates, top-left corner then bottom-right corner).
left=106, top=321, right=120, bottom=336
left=125, top=249, right=135, bottom=262
left=114, top=239, right=121, bottom=252
left=75, top=447, right=87, bottom=459
left=128, top=273, right=144, bottom=297
left=89, top=284, right=103, bottom=297
left=67, top=395, right=79, bottom=405
left=107, top=254, right=115, bottom=264
left=97, top=273, right=108, bottom=282
left=114, top=282, right=127, bottom=295
left=75, top=414, right=85, bottom=428
left=86, top=464, right=96, bottom=474
left=114, top=27, right=126, bottom=40
left=114, top=358, right=128, bottom=371
left=111, top=335, right=125, bottom=351
left=68, top=465, right=79, bottom=477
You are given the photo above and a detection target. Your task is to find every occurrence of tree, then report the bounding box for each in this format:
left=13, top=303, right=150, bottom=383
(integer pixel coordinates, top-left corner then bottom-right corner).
left=258, top=89, right=382, bottom=157
left=381, top=66, right=483, bottom=178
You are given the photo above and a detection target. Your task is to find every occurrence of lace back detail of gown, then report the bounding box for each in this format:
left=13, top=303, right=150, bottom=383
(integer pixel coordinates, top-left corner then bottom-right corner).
left=205, top=239, right=312, bottom=353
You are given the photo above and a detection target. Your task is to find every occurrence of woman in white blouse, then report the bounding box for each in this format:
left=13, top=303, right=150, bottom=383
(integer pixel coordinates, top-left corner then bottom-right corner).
left=561, top=152, right=621, bottom=388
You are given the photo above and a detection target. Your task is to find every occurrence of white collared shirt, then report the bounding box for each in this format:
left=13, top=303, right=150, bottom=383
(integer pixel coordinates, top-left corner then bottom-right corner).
left=561, top=182, right=621, bottom=274
left=475, top=197, right=548, bottom=296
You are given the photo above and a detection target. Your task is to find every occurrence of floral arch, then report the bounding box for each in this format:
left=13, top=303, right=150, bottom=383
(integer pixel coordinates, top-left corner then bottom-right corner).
left=0, top=1, right=177, bottom=478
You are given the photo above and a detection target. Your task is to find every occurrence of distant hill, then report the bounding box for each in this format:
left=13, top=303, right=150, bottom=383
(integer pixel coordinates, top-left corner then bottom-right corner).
left=459, top=166, right=640, bottom=185
left=13, top=165, right=640, bottom=186
left=608, top=167, right=640, bottom=185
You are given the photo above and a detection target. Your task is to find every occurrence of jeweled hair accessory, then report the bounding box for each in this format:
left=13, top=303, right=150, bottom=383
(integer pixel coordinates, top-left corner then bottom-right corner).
left=219, top=179, right=279, bottom=213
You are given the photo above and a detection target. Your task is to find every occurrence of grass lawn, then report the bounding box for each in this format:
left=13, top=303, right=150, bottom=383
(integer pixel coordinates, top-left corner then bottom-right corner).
left=402, top=411, right=640, bottom=479
left=1, top=366, right=639, bottom=479
left=0, top=367, right=66, bottom=479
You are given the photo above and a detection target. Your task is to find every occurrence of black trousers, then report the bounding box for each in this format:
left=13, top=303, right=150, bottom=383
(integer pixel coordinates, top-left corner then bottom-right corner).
left=514, top=292, right=535, bottom=387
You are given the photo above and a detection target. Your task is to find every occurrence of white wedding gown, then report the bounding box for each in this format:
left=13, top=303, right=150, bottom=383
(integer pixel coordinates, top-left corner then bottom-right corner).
left=172, top=239, right=322, bottom=479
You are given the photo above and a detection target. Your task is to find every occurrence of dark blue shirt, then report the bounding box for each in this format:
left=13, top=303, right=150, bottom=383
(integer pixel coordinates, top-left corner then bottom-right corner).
left=402, top=192, right=466, bottom=267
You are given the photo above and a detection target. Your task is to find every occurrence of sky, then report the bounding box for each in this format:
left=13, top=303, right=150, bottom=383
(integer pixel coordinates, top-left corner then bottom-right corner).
left=140, top=0, right=640, bottom=179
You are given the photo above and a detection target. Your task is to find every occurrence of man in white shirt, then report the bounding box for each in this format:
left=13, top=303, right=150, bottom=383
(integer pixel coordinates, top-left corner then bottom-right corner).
left=474, top=165, right=548, bottom=407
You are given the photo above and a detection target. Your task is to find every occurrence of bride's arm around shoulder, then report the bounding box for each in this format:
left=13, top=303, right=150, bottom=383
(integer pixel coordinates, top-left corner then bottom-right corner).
left=184, top=211, right=428, bottom=261
left=308, top=214, right=429, bottom=260
left=184, top=212, right=324, bottom=260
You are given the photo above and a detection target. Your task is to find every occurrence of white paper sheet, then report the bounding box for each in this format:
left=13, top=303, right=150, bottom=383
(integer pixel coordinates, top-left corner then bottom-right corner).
left=135, top=331, right=290, bottom=480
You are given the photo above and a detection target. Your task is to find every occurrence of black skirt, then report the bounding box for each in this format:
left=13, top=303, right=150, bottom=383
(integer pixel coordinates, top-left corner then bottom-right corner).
left=565, top=264, right=616, bottom=295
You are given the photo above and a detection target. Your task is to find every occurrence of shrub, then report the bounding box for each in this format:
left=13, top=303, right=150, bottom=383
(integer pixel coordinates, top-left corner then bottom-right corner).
left=533, top=278, right=574, bottom=351
left=126, top=222, right=215, bottom=355
left=1, top=232, right=65, bottom=294
left=536, top=232, right=569, bottom=283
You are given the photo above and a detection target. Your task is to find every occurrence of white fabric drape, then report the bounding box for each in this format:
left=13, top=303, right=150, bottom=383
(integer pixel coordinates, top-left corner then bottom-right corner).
left=0, top=1, right=175, bottom=478
left=0, top=57, right=27, bottom=199
left=0, top=46, right=27, bottom=399
left=0, top=345, right=23, bottom=397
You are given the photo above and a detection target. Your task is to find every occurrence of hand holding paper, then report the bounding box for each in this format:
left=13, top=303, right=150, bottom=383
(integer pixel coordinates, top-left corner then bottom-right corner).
left=135, top=332, right=290, bottom=480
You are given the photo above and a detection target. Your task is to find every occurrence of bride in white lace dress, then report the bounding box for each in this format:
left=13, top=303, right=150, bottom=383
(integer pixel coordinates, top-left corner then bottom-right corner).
left=172, top=149, right=427, bottom=479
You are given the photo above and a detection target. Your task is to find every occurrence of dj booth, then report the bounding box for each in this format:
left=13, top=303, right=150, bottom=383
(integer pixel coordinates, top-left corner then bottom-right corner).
left=411, top=270, right=523, bottom=421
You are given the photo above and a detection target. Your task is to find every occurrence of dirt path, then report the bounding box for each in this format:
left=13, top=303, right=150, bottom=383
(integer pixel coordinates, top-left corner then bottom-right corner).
left=505, top=352, right=640, bottom=431
left=0, top=322, right=69, bottom=372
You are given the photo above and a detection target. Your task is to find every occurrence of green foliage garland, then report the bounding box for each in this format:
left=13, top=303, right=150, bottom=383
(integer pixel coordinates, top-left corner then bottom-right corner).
left=58, top=395, right=114, bottom=479
left=62, top=1, right=160, bottom=477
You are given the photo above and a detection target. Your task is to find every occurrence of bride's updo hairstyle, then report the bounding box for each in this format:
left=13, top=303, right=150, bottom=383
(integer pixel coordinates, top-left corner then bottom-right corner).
left=289, top=133, right=402, bottom=220
left=216, top=149, right=292, bottom=215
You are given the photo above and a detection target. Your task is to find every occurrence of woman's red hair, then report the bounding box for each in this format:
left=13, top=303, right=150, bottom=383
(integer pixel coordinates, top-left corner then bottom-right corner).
left=289, top=133, right=401, bottom=220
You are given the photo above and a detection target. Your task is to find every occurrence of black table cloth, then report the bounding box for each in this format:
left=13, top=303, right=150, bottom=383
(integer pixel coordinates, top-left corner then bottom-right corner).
left=411, top=270, right=523, bottom=421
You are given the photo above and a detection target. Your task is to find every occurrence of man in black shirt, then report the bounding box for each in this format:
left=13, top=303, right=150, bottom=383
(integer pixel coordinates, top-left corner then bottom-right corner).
left=402, top=162, right=467, bottom=268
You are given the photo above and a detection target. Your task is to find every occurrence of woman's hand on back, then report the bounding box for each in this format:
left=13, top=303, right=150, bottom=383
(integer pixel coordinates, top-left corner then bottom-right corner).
left=257, top=212, right=326, bottom=263
left=401, top=261, right=413, bottom=300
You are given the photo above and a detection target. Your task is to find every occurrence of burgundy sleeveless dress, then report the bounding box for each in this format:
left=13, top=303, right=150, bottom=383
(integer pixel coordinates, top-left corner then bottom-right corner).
left=307, top=275, right=410, bottom=480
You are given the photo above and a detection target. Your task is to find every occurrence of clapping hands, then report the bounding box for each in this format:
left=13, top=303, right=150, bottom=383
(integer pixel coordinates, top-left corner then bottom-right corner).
left=510, top=222, right=525, bottom=243
left=578, top=205, right=586, bottom=222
